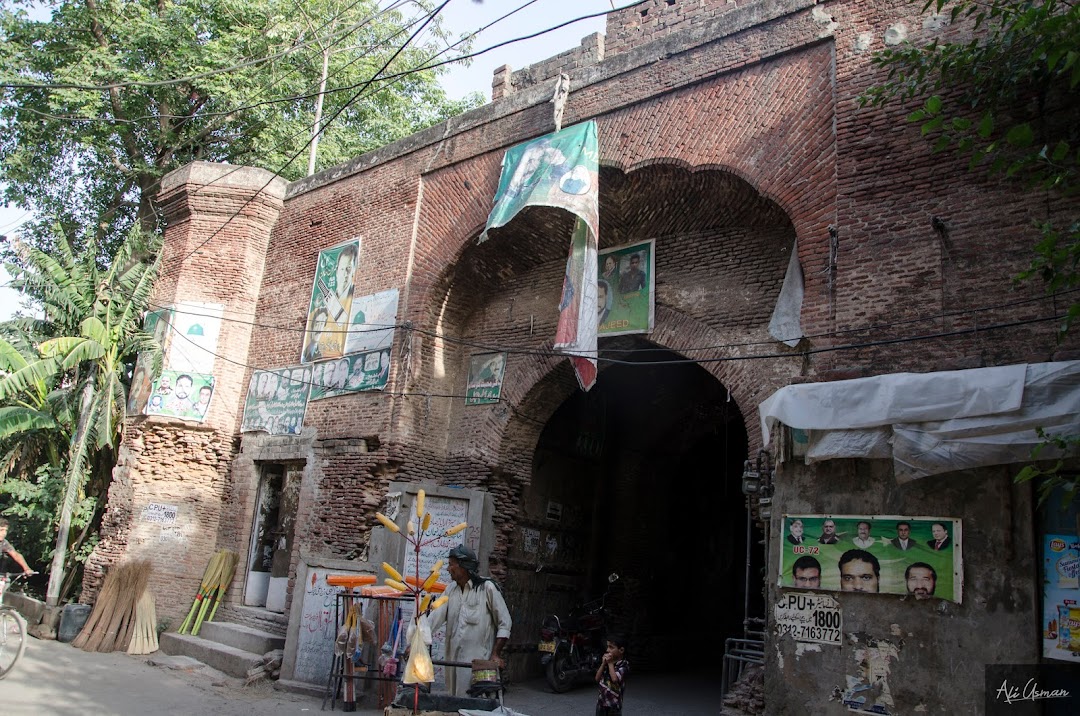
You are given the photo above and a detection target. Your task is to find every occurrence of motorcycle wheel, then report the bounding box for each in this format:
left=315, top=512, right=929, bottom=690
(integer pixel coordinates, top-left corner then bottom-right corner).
left=545, top=649, right=578, bottom=693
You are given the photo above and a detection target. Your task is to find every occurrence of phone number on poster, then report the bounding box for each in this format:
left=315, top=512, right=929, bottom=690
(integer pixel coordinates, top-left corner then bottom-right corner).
left=778, top=623, right=841, bottom=644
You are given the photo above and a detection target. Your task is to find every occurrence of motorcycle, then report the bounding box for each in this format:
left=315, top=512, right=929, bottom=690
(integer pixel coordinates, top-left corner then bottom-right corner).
left=537, top=573, right=619, bottom=693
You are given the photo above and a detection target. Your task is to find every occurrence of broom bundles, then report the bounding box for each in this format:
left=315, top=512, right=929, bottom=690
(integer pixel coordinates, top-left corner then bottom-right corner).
left=179, top=549, right=238, bottom=635
left=72, top=560, right=155, bottom=653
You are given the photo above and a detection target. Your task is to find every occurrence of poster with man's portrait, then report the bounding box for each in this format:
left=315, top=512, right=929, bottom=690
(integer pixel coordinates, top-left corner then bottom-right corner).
left=301, top=239, right=361, bottom=364
left=465, top=353, right=506, bottom=406
left=241, top=366, right=311, bottom=435
left=777, top=514, right=963, bottom=603
left=597, top=239, right=654, bottom=336
left=144, top=370, right=216, bottom=423
left=128, top=307, right=174, bottom=415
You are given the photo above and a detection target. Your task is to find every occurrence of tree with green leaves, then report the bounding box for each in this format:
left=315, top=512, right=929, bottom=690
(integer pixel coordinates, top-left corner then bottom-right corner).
left=0, top=0, right=480, bottom=258
left=0, top=227, right=162, bottom=605
left=862, top=0, right=1079, bottom=500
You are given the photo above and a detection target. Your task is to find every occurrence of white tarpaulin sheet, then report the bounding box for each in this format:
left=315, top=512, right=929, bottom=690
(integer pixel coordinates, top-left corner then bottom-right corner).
left=759, top=361, right=1080, bottom=481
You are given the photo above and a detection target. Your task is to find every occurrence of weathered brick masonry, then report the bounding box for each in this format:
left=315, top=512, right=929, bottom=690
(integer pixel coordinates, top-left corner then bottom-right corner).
left=87, top=0, right=1076, bottom=709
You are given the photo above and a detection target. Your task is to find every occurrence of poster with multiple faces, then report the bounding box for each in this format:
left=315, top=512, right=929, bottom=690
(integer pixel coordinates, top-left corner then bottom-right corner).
left=597, top=239, right=655, bottom=336
left=144, top=370, right=215, bottom=422
left=777, top=514, right=963, bottom=603
left=240, top=367, right=311, bottom=435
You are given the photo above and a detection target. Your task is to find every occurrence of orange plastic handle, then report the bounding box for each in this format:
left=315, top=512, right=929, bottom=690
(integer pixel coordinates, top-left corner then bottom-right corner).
left=325, top=574, right=378, bottom=587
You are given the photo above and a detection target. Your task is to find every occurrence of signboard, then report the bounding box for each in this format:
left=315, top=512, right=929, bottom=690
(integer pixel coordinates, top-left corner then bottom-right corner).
left=774, top=592, right=841, bottom=645
left=140, top=502, right=178, bottom=525
left=1042, top=534, right=1080, bottom=662
left=241, top=366, right=311, bottom=435
left=344, top=288, right=399, bottom=355
left=777, top=514, right=963, bottom=603
left=465, top=353, right=506, bottom=405
left=597, top=239, right=655, bottom=336
left=301, top=239, right=360, bottom=363
left=145, top=370, right=215, bottom=422
left=308, top=348, right=391, bottom=401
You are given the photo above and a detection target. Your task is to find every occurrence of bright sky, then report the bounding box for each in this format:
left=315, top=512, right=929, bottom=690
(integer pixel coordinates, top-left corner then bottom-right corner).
left=0, top=0, right=619, bottom=320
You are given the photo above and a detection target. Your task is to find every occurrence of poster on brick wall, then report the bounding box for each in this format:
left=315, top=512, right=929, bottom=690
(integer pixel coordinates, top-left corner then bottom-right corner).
left=144, top=370, right=215, bottom=422
left=308, top=348, right=391, bottom=401
left=128, top=306, right=174, bottom=415
left=301, top=239, right=360, bottom=364
left=167, top=301, right=223, bottom=375
left=241, top=366, right=311, bottom=435
left=465, top=352, right=506, bottom=405
left=777, top=514, right=963, bottom=603
left=597, top=239, right=655, bottom=336
left=343, top=287, right=398, bottom=355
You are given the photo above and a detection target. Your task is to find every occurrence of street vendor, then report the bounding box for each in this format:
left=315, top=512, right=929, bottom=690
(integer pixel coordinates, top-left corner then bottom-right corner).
left=427, top=544, right=512, bottom=696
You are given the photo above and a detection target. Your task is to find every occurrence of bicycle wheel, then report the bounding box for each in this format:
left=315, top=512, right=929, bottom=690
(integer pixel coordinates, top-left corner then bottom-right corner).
left=0, top=607, right=27, bottom=678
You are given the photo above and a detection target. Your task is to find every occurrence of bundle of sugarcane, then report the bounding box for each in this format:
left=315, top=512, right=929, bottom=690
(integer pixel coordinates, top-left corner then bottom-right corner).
left=72, top=560, right=153, bottom=653
left=194, top=549, right=237, bottom=635
left=178, top=550, right=225, bottom=635
left=127, top=589, right=159, bottom=655
left=178, top=549, right=239, bottom=636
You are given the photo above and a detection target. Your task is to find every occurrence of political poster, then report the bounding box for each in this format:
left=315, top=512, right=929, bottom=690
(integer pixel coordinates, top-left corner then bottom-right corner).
left=301, top=239, right=360, bottom=364
left=343, top=288, right=398, bottom=355
left=308, top=348, right=391, bottom=401
left=480, top=121, right=599, bottom=391
left=240, top=366, right=311, bottom=435
left=128, top=306, right=174, bottom=415
left=145, top=370, right=215, bottom=422
left=167, top=301, right=223, bottom=375
left=598, top=239, right=655, bottom=336
left=465, top=352, right=506, bottom=405
left=777, top=514, right=963, bottom=603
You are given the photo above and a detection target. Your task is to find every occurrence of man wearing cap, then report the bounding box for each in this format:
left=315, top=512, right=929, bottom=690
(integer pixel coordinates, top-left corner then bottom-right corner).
left=428, top=544, right=513, bottom=696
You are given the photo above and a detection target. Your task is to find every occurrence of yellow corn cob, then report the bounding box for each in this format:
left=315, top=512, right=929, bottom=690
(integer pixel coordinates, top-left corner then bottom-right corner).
left=445, top=522, right=467, bottom=536
left=422, top=512, right=431, bottom=531
left=375, top=512, right=400, bottom=533
left=422, top=571, right=439, bottom=591
left=407, top=520, right=415, bottom=535
left=382, top=562, right=404, bottom=582
left=416, top=489, right=425, bottom=517
left=432, top=596, right=449, bottom=610
left=385, top=579, right=409, bottom=592
left=430, top=559, right=444, bottom=575
left=419, top=594, right=433, bottom=612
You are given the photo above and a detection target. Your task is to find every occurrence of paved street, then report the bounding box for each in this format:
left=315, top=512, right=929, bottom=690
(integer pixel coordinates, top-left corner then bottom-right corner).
left=7, top=637, right=718, bottom=715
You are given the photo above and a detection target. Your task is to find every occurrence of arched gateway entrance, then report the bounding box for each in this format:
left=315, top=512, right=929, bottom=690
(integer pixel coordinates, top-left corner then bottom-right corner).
left=502, top=340, right=761, bottom=678
left=417, top=160, right=797, bottom=700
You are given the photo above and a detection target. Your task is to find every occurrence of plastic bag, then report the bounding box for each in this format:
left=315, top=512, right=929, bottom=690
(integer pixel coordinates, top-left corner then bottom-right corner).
left=402, top=624, right=434, bottom=684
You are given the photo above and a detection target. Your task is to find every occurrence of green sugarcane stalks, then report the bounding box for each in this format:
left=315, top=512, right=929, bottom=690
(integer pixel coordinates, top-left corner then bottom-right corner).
left=203, top=550, right=239, bottom=629
left=179, top=550, right=225, bottom=635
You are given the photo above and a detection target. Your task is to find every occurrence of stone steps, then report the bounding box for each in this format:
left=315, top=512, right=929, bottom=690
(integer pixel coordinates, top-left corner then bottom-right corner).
left=158, top=619, right=285, bottom=679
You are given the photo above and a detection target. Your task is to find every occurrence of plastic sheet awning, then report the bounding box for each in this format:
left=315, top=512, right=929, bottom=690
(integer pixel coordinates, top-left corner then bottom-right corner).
left=758, top=361, right=1080, bottom=482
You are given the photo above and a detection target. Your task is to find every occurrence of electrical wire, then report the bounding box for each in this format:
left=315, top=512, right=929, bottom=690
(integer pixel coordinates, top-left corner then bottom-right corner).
left=147, top=286, right=1080, bottom=357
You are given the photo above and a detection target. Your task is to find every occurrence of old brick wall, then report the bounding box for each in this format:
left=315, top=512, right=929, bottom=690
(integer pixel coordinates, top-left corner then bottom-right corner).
left=83, top=165, right=285, bottom=614
left=492, top=33, right=605, bottom=101
left=81, top=423, right=236, bottom=623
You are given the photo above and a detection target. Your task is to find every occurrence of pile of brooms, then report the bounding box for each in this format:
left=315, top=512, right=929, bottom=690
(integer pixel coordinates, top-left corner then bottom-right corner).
left=72, top=559, right=159, bottom=655
left=178, top=549, right=238, bottom=636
